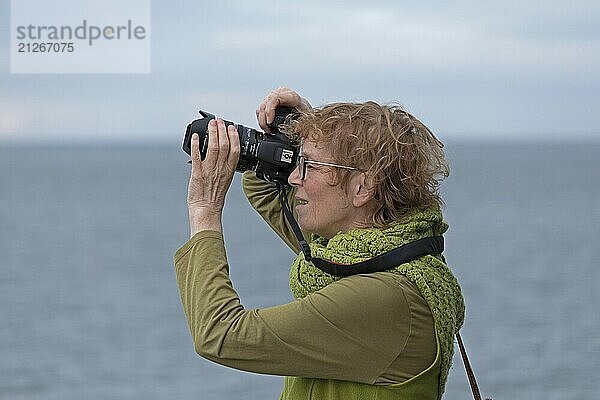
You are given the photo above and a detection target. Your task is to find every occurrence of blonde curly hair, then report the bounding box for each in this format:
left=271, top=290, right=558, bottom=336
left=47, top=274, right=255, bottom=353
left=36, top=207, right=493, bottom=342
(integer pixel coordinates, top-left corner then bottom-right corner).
left=284, top=102, right=449, bottom=227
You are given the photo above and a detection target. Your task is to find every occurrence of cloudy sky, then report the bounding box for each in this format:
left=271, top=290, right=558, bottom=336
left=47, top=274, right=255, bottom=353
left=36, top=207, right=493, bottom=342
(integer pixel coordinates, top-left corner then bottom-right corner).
left=1, top=0, right=599, bottom=143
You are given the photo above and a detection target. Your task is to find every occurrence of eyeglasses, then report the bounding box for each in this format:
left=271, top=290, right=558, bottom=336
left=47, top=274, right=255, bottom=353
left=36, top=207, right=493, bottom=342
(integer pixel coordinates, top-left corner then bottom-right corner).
left=296, top=145, right=357, bottom=180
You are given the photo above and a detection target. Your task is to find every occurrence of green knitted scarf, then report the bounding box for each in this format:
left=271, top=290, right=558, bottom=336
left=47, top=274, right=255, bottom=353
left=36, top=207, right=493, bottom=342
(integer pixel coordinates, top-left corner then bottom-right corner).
left=289, top=207, right=465, bottom=398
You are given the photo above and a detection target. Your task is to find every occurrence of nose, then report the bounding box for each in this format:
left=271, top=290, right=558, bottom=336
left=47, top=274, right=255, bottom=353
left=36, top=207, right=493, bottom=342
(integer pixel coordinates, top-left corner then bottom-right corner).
left=288, top=164, right=302, bottom=187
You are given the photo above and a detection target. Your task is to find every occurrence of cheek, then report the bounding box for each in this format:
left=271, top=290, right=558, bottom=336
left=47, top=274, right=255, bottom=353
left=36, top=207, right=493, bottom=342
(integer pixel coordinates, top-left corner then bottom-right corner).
left=308, top=181, right=347, bottom=205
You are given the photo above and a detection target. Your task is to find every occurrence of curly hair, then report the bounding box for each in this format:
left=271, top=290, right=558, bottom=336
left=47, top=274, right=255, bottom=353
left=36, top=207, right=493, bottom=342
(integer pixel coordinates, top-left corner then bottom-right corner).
left=283, top=102, right=449, bottom=227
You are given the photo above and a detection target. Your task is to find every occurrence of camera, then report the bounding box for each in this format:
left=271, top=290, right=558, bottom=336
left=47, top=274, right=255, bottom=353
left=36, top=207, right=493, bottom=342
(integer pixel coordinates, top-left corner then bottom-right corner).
left=183, top=107, right=298, bottom=183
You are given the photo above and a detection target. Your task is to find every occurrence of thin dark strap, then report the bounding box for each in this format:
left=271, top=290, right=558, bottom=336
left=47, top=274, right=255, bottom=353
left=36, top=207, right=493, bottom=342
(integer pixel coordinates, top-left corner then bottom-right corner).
left=276, top=182, right=312, bottom=260
left=457, top=332, right=491, bottom=400
left=311, top=236, right=444, bottom=276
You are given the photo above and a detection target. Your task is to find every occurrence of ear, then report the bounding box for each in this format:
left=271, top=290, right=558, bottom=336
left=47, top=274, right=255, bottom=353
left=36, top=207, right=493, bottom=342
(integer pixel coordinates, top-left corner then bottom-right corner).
left=350, top=172, right=375, bottom=208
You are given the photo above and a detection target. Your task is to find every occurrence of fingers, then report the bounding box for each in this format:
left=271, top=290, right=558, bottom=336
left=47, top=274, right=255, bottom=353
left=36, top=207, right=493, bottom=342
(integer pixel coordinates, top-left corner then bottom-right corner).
left=216, top=119, right=230, bottom=167
left=256, top=102, right=271, bottom=133
left=191, top=132, right=200, bottom=162
left=203, top=119, right=220, bottom=169
left=203, top=118, right=238, bottom=172
left=263, top=94, right=281, bottom=130
left=256, top=86, right=305, bottom=133
left=190, top=132, right=202, bottom=176
left=227, top=124, right=240, bottom=171
left=187, top=118, right=239, bottom=215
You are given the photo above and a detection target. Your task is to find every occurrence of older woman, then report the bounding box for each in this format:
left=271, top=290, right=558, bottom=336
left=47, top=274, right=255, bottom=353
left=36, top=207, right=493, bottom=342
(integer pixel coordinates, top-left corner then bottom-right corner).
left=174, top=87, right=464, bottom=400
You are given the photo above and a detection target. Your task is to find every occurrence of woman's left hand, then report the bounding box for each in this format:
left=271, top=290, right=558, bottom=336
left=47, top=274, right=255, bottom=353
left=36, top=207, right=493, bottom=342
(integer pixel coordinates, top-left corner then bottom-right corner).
left=187, top=118, right=240, bottom=236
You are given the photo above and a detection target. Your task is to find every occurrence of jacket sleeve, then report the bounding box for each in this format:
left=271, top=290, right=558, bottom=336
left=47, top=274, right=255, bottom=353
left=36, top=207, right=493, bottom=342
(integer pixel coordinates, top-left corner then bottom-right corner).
left=241, top=171, right=311, bottom=253
left=174, top=231, right=413, bottom=384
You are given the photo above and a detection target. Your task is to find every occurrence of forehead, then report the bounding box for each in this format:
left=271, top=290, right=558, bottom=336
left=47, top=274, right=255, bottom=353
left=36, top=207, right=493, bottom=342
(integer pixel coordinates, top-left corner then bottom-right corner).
left=301, top=139, right=331, bottom=159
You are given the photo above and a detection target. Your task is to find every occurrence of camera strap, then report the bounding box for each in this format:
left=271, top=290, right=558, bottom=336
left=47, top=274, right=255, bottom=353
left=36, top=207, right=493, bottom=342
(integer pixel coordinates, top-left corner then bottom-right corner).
left=275, top=182, right=444, bottom=277
left=276, top=182, right=313, bottom=261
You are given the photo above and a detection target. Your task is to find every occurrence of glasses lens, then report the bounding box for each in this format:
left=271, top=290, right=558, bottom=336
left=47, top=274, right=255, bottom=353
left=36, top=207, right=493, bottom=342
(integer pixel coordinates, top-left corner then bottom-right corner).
left=299, top=156, right=305, bottom=180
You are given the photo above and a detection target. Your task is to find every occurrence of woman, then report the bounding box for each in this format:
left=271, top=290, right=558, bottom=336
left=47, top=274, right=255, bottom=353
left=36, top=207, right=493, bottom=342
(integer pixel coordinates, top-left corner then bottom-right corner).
left=174, top=87, right=464, bottom=399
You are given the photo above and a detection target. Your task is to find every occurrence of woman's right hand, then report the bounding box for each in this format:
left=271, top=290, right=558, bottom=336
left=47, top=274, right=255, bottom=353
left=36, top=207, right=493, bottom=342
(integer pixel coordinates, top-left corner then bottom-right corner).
left=256, top=87, right=311, bottom=133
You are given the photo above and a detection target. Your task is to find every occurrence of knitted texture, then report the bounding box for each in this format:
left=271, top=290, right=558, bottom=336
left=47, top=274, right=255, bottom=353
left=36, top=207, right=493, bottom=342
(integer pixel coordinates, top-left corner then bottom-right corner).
left=289, top=207, right=465, bottom=398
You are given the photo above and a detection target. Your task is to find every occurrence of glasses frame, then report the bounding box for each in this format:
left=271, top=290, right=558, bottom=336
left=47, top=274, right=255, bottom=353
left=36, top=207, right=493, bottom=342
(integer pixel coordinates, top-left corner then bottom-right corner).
left=297, top=144, right=357, bottom=180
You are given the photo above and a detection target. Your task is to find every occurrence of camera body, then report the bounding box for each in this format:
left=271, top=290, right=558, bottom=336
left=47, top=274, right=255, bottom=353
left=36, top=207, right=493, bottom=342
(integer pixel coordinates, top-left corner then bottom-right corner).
left=183, top=107, right=298, bottom=183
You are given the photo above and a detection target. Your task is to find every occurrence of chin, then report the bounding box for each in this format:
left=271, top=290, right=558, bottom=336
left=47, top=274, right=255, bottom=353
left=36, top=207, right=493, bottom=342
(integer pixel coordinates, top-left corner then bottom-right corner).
left=298, top=220, right=319, bottom=237
left=298, top=222, right=315, bottom=235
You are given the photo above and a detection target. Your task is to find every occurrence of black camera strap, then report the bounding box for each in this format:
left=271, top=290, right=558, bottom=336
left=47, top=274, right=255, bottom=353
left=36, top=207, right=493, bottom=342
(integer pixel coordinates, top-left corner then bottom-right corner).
left=275, top=182, right=444, bottom=277
left=276, top=182, right=313, bottom=260
left=311, top=236, right=443, bottom=277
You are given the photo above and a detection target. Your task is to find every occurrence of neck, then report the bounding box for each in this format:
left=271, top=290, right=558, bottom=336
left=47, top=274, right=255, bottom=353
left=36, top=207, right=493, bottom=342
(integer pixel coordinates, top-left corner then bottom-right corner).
left=318, top=211, right=376, bottom=239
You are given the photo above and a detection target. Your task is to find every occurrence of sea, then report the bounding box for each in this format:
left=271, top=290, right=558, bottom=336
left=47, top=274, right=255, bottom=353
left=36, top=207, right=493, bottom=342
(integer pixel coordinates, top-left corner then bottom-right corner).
left=1, top=142, right=598, bottom=400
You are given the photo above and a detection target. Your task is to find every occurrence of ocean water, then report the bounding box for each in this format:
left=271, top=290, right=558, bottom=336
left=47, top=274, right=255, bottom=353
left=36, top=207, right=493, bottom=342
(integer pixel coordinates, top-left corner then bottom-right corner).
left=1, top=142, right=598, bottom=400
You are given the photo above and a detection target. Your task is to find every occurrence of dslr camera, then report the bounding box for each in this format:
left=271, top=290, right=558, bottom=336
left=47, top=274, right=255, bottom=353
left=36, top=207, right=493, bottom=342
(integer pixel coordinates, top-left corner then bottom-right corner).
left=183, top=107, right=298, bottom=183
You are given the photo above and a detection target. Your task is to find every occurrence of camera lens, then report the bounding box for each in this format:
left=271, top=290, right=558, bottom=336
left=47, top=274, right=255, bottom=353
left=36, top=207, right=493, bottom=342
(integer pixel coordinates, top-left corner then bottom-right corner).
left=183, top=108, right=298, bottom=183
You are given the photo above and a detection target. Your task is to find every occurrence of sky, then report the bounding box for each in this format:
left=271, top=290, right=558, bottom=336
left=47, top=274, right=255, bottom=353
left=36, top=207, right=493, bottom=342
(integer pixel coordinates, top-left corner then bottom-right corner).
left=1, top=0, right=599, bottom=143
